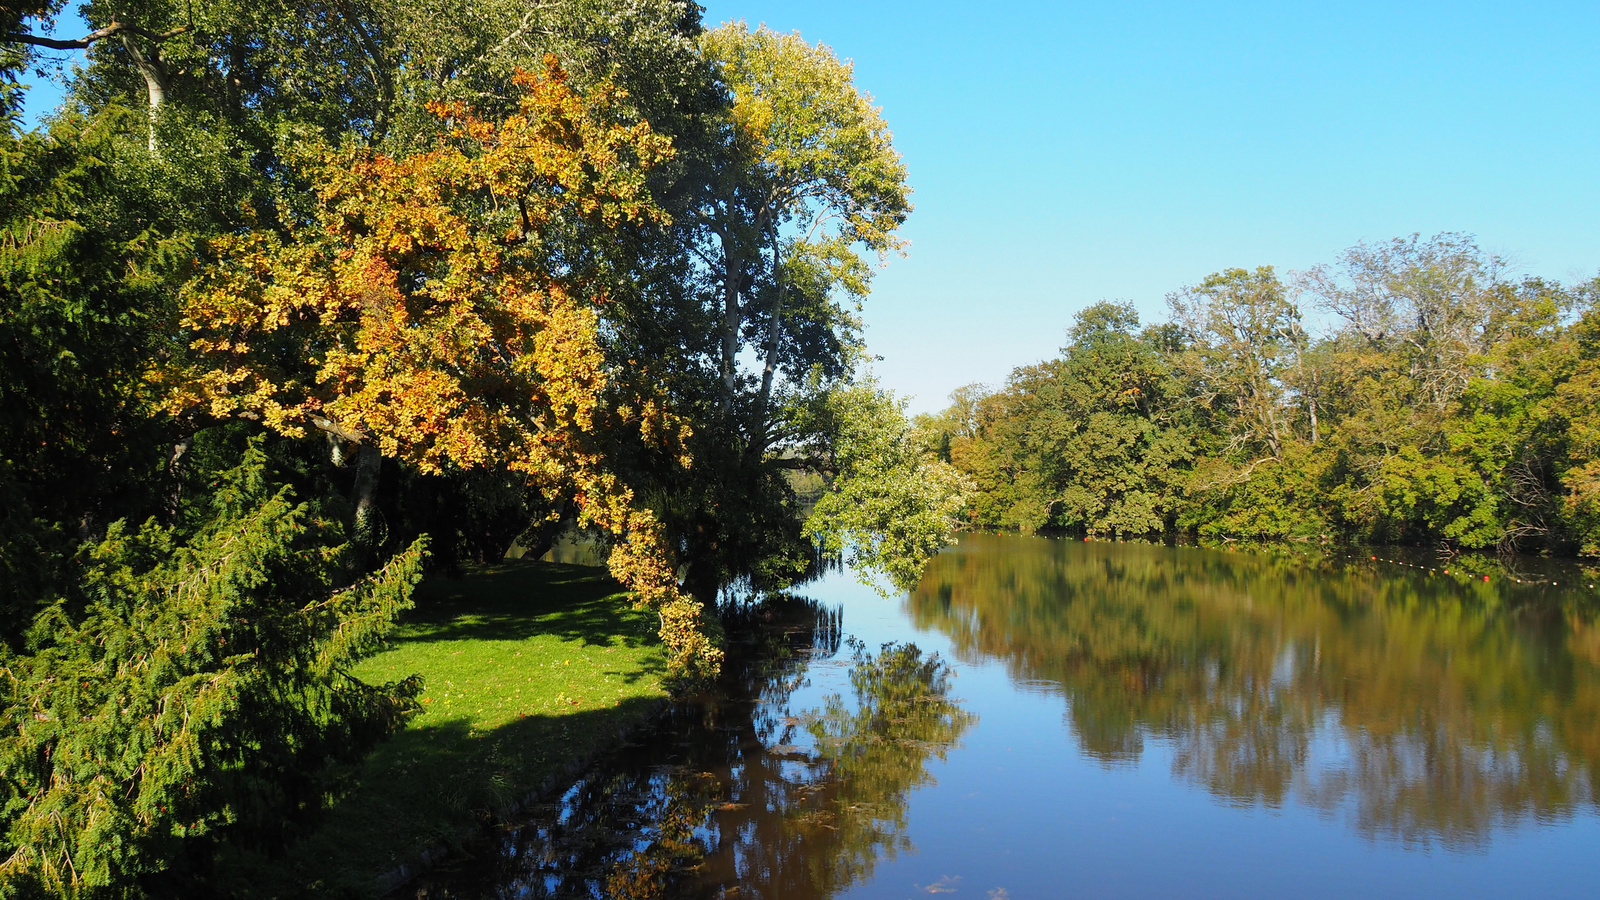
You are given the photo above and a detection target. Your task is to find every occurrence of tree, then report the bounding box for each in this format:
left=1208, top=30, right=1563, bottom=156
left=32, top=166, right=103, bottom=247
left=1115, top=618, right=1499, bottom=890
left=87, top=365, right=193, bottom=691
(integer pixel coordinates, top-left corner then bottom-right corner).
left=164, top=59, right=722, bottom=683
left=936, top=236, right=1600, bottom=553
left=596, top=21, right=948, bottom=600
left=0, top=5, right=972, bottom=894
left=696, top=22, right=910, bottom=443
left=802, top=380, right=970, bottom=592
left=1552, top=280, right=1600, bottom=553
left=0, top=447, right=426, bottom=896
left=1301, top=233, right=1503, bottom=411
left=934, top=304, right=1195, bottom=537
left=0, top=76, right=218, bottom=643
left=1168, top=266, right=1299, bottom=459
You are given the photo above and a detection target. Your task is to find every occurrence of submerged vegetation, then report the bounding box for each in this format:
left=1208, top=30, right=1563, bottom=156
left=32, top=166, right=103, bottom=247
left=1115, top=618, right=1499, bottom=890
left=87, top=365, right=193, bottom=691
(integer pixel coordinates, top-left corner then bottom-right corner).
left=925, top=236, right=1600, bottom=556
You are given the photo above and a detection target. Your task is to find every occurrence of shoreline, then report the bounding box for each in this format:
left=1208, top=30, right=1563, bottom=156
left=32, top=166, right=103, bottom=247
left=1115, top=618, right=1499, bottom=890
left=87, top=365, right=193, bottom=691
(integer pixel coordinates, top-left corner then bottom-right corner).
left=381, top=592, right=840, bottom=897
left=218, top=560, right=671, bottom=898
left=374, top=693, right=672, bottom=896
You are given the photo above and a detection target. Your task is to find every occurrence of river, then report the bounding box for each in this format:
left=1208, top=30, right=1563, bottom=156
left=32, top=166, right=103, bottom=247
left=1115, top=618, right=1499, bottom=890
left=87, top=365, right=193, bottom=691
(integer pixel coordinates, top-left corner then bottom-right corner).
left=411, top=533, right=1600, bottom=899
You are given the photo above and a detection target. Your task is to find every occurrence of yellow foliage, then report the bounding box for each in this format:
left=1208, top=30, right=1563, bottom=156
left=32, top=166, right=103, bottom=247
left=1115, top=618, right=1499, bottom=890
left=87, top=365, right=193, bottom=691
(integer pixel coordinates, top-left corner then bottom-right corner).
left=162, top=57, right=715, bottom=684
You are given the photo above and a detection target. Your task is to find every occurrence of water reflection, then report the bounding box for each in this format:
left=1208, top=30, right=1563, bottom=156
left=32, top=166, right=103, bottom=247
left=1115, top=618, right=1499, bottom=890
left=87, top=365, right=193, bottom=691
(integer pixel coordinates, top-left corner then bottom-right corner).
left=910, top=535, right=1600, bottom=849
left=411, top=597, right=972, bottom=898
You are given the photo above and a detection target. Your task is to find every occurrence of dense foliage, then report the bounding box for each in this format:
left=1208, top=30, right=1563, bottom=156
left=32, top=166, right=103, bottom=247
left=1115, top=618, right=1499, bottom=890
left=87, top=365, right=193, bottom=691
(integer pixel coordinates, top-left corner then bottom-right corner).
left=2, top=448, right=426, bottom=893
left=0, top=1, right=961, bottom=893
left=929, top=235, right=1600, bottom=556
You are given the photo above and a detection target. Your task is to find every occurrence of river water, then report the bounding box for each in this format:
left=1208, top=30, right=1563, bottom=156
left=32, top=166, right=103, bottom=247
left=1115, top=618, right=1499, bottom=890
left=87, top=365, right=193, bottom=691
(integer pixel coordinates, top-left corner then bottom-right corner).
left=413, top=534, right=1600, bottom=899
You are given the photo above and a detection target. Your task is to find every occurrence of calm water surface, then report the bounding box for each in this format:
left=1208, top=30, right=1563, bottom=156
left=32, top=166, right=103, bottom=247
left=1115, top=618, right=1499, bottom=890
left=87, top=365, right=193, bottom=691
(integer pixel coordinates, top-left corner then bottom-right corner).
left=415, top=535, right=1600, bottom=899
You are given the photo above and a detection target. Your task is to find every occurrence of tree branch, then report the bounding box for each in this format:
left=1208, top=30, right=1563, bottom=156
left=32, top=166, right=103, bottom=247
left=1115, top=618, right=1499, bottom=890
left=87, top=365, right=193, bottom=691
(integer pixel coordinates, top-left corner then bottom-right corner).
left=769, top=454, right=834, bottom=475
left=330, top=0, right=394, bottom=140
left=4, top=22, right=188, bottom=51
left=309, top=415, right=367, bottom=444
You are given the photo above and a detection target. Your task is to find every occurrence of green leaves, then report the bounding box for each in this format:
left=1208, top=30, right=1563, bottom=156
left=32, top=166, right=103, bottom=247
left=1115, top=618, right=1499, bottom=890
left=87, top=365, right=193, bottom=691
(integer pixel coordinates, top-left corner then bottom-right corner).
left=0, top=448, right=426, bottom=895
left=947, top=304, right=1193, bottom=538
left=702, top=22, right=910, bottom=256
left=941, top=239, right=1600, bottom=555
left=803, top=381, right=970, bottom=593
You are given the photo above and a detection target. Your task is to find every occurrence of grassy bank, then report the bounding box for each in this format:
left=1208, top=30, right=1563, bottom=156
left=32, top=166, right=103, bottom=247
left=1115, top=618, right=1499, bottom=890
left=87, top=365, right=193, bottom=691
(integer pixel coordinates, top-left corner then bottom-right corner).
left=226, top=560, right=668, bottom=898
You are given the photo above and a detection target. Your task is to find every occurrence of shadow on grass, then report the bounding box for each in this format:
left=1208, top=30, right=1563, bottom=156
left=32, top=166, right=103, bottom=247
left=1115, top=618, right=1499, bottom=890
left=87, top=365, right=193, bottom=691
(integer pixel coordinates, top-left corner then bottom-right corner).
left=224, top=697, right=671, bottom=900
left=400, top=560, right=653, bottom=648
left=399, top=598, right=976, bottom=900
left=218, top=559, right=670, bottom=899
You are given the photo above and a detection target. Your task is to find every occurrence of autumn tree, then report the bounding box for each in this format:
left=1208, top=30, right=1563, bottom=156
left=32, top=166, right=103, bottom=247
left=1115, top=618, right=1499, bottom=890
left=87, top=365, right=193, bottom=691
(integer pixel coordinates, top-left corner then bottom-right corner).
left=164, top=59, right=720, bottom=682
left=0, top=44, right=435, bottom=891
left=0, top=4, right=967, bottom=895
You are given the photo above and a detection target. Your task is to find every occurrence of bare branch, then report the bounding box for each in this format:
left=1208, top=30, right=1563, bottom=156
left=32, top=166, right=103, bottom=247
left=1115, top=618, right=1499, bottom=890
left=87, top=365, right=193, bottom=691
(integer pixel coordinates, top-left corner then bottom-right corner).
left=4, top=22, right=188, bottom=51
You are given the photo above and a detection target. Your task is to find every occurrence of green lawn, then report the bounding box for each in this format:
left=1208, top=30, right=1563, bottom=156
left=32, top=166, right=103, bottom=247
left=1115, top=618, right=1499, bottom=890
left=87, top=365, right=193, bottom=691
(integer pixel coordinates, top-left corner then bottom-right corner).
left=225, top=560, right=667, bottom=898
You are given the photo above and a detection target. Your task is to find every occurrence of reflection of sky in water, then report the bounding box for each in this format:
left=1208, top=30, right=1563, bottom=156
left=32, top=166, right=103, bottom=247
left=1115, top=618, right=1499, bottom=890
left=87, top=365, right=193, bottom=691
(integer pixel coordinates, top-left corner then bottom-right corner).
left=416, top=541, right=1600, bottom=900
left=861, top=536, right=1600, bottom=900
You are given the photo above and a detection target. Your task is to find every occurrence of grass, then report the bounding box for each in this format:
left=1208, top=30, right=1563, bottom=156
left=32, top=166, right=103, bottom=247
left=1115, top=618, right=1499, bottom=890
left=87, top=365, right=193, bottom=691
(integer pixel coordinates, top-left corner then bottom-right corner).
left=225, top=559, right=668, bottom=898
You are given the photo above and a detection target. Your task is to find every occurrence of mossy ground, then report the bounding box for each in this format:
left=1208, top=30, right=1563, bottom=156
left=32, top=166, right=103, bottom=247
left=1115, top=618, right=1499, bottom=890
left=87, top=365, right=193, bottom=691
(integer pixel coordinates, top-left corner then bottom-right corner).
left=223, top=560, right=667, bottom=898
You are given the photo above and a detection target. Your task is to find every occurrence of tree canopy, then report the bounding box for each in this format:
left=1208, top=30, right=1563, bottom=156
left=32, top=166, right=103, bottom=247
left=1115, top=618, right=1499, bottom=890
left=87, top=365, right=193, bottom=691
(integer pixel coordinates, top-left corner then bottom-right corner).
left=0, top=2, right=961, bottom=894
left=934, top=233, right=1600, bottom=555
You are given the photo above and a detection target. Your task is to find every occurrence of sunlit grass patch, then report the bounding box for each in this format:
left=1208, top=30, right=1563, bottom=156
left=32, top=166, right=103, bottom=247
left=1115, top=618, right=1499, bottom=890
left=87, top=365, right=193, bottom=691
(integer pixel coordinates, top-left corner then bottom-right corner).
left=223, top=560, right=667, bottom=898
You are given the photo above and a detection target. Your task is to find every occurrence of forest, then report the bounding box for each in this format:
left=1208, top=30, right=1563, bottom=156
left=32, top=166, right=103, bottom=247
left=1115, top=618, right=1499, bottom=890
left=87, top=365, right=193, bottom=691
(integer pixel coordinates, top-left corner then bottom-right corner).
left=6, top=0, right=1597, bottom=895
left=0, top=1, right=966, bottom=894
left=922, top=235, right=1600, bottom=556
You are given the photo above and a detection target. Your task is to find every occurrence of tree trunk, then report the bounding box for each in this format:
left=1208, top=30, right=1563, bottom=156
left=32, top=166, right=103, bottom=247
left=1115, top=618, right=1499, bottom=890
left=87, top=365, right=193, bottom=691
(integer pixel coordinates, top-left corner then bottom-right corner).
left=751, top=231, right=787, bottom=454
left=119, top=33, right=169, bottom=153
left=332, top=0, right=395, bottom=140
left=351, top=442, right=383, bottom=547
left=164, top=433, right=193, bottom=517
left=718, top=235, right=743, bottom=404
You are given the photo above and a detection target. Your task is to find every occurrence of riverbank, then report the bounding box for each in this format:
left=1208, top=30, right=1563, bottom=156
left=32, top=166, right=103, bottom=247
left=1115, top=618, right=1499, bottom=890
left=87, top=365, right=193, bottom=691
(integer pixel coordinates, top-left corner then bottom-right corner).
left=218, top=560, right=669, bottom=898
left=391, top=535, right=1600, bottom=900
left=400, top=591, right=849, bottom=897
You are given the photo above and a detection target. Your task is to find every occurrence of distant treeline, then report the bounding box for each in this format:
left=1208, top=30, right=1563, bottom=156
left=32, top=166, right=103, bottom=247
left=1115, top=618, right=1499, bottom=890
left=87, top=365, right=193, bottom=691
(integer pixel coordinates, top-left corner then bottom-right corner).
left=920, top=233, right=1600, bottom=555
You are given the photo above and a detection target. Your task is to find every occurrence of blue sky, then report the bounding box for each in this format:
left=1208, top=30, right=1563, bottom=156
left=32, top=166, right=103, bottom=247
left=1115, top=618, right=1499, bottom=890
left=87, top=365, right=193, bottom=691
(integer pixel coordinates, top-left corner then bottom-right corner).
left=20, top=3, right=1600, bottom=413
left=701, top=0, right=1600, bottom=412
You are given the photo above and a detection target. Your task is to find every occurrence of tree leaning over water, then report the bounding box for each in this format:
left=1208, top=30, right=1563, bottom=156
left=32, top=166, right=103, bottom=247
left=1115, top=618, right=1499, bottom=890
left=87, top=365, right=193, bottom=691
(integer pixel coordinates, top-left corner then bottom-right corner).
left=0, top=2, right=963, bottom=893
left=615, top=21, right=965, bottom=601
left=163, top=58, right=723, bottom=682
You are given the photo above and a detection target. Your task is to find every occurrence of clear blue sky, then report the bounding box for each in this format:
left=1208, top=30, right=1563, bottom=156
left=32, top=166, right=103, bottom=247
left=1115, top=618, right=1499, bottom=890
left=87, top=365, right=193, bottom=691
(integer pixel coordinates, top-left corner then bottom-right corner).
left=21, top=3, right=1600, bottom=414
left=702, top=0, right=1600, bottom=413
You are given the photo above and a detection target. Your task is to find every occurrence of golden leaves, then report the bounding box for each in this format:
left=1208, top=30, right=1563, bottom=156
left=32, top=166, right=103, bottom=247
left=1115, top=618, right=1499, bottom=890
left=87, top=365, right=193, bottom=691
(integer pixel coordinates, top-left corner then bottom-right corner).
left=163, top=58, right=715, bottom=684
left=170, top=58, right=667, bottom=478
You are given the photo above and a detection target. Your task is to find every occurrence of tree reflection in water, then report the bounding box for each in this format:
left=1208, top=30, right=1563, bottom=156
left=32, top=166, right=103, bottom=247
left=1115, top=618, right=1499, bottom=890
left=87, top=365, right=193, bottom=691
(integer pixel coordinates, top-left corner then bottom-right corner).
left=410, top=596, right=973, bottom=899
left=910, top=534, right=1600, bottom=849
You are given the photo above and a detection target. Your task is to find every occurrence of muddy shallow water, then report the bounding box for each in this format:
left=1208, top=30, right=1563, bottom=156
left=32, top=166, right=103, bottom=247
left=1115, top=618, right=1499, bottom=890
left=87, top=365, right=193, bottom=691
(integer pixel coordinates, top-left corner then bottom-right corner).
left=412, top=535, right=1600, bottom=899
